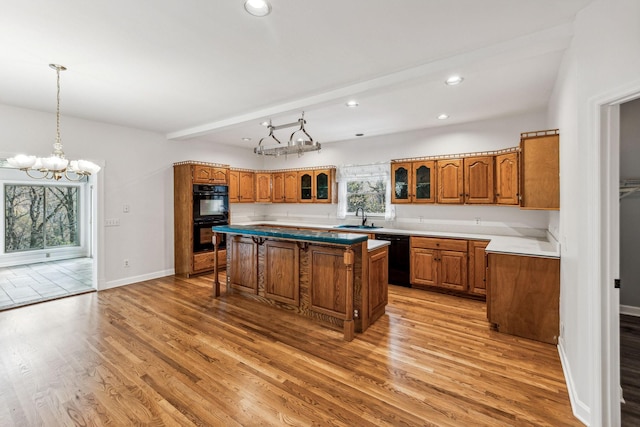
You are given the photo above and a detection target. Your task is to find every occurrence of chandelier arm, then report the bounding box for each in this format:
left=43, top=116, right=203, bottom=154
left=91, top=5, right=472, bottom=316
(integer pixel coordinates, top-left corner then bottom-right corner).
left=24, top=168, right=47, bottom=180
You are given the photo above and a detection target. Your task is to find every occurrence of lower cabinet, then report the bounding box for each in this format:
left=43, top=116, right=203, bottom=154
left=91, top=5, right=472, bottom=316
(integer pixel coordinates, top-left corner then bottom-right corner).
left=264, top=240, right=299, bottom=305
left=228, top=236, right=258, bottom=293
left=487, top=253, right=560, bottom=344
left=367, top=246, right=388, bottom=323
left=468, top=240, right=489, bottom=296
left=192, top=250, right=226, bottom=274
left=410, top=237, right=468, bottom=292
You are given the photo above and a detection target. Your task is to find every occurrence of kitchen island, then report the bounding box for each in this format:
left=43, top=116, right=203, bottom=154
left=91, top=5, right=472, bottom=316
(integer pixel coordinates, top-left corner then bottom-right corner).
left=211, top=225, right=388, bottom=341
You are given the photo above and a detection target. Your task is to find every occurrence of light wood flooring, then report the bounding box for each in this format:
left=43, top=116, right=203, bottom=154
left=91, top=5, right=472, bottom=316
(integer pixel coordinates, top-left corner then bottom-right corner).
left=621, top=314, right=640, bottom=426
left=0, top=272, right=580, bottom=426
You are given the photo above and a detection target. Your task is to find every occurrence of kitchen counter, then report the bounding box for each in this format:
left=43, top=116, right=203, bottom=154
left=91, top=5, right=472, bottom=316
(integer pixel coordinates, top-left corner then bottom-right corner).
left=235, top=221, right=560, bottom=259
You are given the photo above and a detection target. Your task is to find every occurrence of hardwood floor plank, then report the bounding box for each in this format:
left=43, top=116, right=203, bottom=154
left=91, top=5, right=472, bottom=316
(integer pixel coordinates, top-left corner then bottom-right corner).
left=0, top=273, right=581, bottom=426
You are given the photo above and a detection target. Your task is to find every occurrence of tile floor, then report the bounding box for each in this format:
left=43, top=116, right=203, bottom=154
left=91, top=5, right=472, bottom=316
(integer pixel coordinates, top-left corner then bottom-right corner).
left=0, top=257, right=95, bottom=311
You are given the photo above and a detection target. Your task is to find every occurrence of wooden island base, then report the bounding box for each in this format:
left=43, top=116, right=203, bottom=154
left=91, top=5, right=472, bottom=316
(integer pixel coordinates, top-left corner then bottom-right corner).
left=212, top=225, right=387, bottom=340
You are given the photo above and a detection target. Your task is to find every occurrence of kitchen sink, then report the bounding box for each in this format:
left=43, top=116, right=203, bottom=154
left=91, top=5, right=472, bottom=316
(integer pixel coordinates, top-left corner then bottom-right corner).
left=334, top=224, right=380, bottom=230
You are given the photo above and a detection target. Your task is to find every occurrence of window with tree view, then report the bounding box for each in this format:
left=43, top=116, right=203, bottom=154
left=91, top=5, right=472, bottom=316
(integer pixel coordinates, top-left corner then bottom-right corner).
left=4, top=185, right=79, bottom=252
left=346, top=180, right=386, bottom=215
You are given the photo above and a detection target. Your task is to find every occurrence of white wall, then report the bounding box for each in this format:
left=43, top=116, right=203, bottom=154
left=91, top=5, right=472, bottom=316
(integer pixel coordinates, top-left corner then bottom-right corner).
left=0, top=104, right=260, bottom=289
left=547, top=0, right=640, bottom=424
left=620, top=98, right=640, bottom=310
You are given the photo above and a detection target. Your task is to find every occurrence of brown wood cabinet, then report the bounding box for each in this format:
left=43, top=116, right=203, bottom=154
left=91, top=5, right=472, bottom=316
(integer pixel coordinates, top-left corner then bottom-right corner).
left=520, top=130, right=559, bottom=210
left=255, top=172, right=272, bottom=203
left=228, top=235, right=258, bottom=294
left=229, top=169, right=255, bottom=203
left=367, top=245, right=389, bottom=324
left=410, top=237, right=468, bottom=292
left=272, top=172, right=285, bottom=202
left=487, top=252, right=560, bottom=344
left=495, top=152, right=519, bottom=205
left=193, top=164, right=228, bottom=185
left=463, top=156, right=494, bottom=204
left=298, top=169, right=334, bottom=203
left=264, top=240, right=299, bottom=305
left=391, top=161, right=436, bottom=204
left=437, top=159, right=464, bottom=204
left=173, top=162, right=228, bottom=278
left=468, top=240, right=489, bottom=296
left=284, top=171, right=298, bottom=203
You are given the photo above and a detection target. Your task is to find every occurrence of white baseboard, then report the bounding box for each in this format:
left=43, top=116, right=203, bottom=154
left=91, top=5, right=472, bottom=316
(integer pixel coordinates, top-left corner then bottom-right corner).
left=557, top=341, right=591, bottom=425
left=620, top=304, right=640, bottom=317
left=100, top=269, right=175, bottom=290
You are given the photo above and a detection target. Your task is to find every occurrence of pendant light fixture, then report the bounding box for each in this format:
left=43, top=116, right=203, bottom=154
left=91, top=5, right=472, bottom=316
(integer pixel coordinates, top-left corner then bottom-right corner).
left=7, top=64, right=100, bottom=181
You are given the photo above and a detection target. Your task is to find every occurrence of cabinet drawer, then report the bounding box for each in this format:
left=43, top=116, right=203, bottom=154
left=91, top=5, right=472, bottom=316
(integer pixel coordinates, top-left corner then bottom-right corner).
left=411, top=236, right=468, bottom=252
left=193, top=250, right=226, bottom=272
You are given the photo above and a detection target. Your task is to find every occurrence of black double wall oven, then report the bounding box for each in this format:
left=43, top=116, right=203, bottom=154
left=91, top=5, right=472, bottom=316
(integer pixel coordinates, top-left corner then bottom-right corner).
left=193, top=184, right=229, bottom=253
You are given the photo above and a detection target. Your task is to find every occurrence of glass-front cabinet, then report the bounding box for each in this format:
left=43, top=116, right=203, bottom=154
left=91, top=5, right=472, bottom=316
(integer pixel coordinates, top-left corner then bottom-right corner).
left=299, top=169, right=332, bottom=203
left=391, top=161, right=435, bottom=204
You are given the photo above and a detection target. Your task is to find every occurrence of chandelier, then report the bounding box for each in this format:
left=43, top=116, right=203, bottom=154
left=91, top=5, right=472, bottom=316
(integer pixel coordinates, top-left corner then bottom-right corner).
left=6, top=64, right=100, bottom=181
left=254, top=112, right=321, bottom=157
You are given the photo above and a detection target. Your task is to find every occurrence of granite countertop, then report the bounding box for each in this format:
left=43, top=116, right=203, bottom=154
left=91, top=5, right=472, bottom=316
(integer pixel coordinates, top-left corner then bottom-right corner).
left=234, top=221, right=560, bottom=258
left=212, top=224, right=368, bottom=245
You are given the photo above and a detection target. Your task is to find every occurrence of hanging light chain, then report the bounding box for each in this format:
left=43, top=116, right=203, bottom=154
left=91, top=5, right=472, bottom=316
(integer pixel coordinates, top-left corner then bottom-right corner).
left=50, top=64, right=67, bottom=158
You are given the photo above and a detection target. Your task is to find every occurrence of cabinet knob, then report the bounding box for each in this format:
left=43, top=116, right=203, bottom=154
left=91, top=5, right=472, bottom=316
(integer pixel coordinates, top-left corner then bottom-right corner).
left=496, top=193, right=500, bottom=197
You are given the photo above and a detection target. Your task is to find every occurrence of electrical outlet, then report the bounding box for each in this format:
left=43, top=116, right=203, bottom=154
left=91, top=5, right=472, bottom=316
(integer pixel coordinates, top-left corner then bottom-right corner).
left=123, top=259, right=130, bottom=268
left=475, top=217, right=481, bottom=224
left=123, top=204, right=130, bottom=213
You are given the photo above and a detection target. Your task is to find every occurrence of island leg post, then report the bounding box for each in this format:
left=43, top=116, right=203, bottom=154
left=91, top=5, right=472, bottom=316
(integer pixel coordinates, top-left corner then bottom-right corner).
left=343, top=246, right=355, bottom=341
left=213, top=232, right=220, bottom=297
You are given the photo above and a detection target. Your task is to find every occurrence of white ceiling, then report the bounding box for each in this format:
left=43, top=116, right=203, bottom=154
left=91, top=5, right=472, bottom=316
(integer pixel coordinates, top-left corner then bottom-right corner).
left=0, top=0, right=593, bottom=150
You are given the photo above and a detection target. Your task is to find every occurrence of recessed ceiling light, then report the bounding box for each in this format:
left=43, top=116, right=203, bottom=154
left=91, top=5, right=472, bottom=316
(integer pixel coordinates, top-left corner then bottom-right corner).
left=260, top=121, right=270, bottom=127
left=445, top=75, right=464, bottom=86
left=437, top=114, right=449, bottom=120
left=244, top=0, right=271, bottom=17
left=242, top=137, right=252, bottom=141
left=345, top=100, right=359, bottom=108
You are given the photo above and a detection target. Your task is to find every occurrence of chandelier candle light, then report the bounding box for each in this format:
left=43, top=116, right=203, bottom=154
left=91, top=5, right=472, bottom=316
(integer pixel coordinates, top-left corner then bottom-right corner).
left=254, top=111, right=321, bottom=157
left=7, top=64, right=100, bottom=181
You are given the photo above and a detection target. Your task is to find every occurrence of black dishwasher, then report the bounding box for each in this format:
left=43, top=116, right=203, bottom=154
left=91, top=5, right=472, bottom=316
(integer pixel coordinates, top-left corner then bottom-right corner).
left=374, top=233, right=411, bottom=287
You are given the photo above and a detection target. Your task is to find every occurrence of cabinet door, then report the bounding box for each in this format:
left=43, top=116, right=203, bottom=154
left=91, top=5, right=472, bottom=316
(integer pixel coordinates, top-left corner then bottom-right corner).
left=413, top=161, right=436, bottom=203
left=464, top=156, right=494, bottom=204
left=272, top=172, right=285, bottom=203
left=255, top=173, right=272, bottom=203
left=238, top=171, right=255, bottom=202
left=439, top=250, right=468, bottom=292
left=468, top=240, right=489, bottom=296
left=437, top=159, right=464, bottom=204
left=299, top=172, right=313, bottom=202
left=314, top=169, right=331, bottom=203
left=368, top=247, right=389, bottom=318
left=264, top=240, right=299, bottom=306
left=228, top=170, right=240, bottom=203
left=391, top=162, right=411, bottom=203
left=410, top=247, right=437, bottom=287
left=229, top=236, right=258, bottom=294
left=210, top=167, right=228, bottom=184
left=495, top=152, right=519, bottom=205
left=193, top=165, right=213, bottom=184
left=520, top=132, right=559, bottom=210
left=284, top=171, right=298, bottom=203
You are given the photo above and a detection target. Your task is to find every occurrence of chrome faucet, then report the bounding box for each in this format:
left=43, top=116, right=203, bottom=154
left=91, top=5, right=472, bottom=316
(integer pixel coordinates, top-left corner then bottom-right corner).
left=355, top=207, right=367, bottom=226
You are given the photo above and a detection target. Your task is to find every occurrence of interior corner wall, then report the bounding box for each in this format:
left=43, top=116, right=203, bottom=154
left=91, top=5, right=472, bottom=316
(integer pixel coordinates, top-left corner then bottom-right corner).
left=620, top=98, right=640, bottom=311
left=547, top=0, right=640, bottom=425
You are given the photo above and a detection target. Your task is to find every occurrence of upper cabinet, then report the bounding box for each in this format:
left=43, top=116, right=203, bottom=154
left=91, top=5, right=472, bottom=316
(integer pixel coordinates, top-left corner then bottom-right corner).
left=437, top=159, right=464, bottom=204
left=520, top=130, right=559, bottom=210
left=193, top=164, right=228, bottom=185
left=284, top=171, right=298, bottom=203
left=271, top=172, right=285, bottom=203
left=495, top=152, right=519, bottom=205
left=229, top=169, right=255, bottom=203
left=299, top=169, right=334, bottom=203
left=463, top=156, right=494, bottom=204
left=255, top=173, right=272, bottom=203
left=391, top=161, right=436, bottom=204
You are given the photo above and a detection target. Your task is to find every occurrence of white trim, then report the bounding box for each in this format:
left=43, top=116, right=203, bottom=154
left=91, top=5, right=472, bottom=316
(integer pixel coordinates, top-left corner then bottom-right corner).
left=102, top=269, right=175, bottom=290
left=620, top=304, right=640, bottom=317
left=558, top=342, right=591, bottom=425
